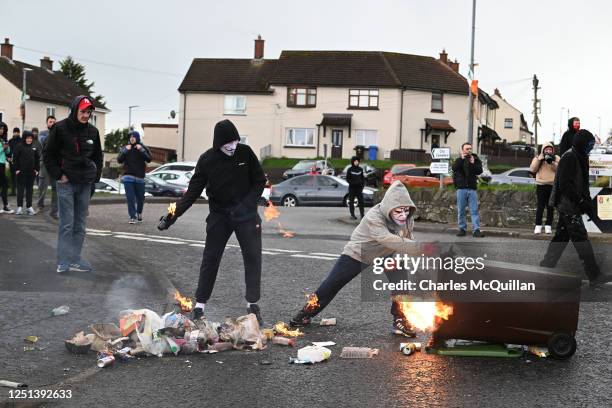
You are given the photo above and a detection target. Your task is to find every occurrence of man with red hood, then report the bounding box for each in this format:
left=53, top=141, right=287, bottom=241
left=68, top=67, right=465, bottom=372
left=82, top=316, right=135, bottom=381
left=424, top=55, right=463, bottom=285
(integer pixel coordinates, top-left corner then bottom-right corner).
left=559, top=117, right=580, bottom=156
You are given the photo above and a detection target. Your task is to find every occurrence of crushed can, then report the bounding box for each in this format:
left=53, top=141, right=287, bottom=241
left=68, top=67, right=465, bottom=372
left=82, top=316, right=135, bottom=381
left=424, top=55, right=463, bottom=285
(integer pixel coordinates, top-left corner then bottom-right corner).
left=97, top=355, right=115, bottom=368
left=114, top=347, right=132, bottom=362
left=400, top=342, right=422, bottom=356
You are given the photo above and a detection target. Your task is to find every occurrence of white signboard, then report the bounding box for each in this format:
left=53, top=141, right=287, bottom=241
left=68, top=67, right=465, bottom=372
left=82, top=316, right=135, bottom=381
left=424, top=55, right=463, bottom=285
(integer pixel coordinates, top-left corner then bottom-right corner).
left=432, top=148, right=451, bottom=160
left=430, top=162, right=449, bottom=174
left=589, top=154, right=612, bottom=176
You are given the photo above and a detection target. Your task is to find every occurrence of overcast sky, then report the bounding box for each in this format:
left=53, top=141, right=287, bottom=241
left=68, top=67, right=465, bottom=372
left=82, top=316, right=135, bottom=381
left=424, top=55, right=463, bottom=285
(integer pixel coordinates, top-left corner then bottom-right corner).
left=3, top=0, right=611, bottom=144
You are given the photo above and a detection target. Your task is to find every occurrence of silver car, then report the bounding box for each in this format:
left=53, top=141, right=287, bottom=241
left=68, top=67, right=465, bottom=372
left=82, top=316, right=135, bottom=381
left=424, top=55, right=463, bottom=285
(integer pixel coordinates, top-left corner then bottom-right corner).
left=489, top=167, right=535, bottom=185
left=269, top=175, right=376, bottom=207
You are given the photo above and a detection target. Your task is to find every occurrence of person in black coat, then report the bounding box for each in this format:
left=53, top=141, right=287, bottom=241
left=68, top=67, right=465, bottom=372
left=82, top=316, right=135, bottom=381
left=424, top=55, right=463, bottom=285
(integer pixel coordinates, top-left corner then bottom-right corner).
left=117, top=130, right=151, bottom=223
left=540, top=129, right=611, bottom=287
left=558, top=117, right=580, bottom=156
left=452, top=142, right=484, bottom=237
left=158, top=119, right=267, bottom=324
left=7, top=127, right=21, bottom=196
left=346, top=156, right=365, bottom=219
left=14, top=131, right=40, bottom=215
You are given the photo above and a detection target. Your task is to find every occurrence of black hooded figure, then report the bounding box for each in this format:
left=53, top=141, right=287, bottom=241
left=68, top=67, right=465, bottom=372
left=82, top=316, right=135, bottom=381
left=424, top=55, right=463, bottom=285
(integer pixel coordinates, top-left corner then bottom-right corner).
left=0, top=122, right=10, bottom=210
left=346, top=156, right=365, bottom=219
left=158, top=119, right=267, bottom=323
left=558, top=117, right=580, bottom=156
left=540, top=129, right=611, bottom=286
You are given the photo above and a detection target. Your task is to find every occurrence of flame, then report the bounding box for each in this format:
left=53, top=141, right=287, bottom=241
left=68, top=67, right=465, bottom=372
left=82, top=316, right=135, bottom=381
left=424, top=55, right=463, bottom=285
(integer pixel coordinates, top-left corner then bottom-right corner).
left=278, top=222, right=295, bottom=238
left=273, top=322, right=304, bottom=337
left=174, top=290, right=193, bottom=312
left=264, top=201, right=280, bottom=222
left=303, top=293, right=319, bottom=313
left=168, top=202, right=177, bottom=218
left=396, top=298, right=453, bottom=332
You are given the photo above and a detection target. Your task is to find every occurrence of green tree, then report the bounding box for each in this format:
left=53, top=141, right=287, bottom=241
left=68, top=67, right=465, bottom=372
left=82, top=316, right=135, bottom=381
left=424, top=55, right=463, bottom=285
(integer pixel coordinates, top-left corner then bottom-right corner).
left=104, top=128, right=129, bottom=153
left=59, top=56, right=106, bottom=106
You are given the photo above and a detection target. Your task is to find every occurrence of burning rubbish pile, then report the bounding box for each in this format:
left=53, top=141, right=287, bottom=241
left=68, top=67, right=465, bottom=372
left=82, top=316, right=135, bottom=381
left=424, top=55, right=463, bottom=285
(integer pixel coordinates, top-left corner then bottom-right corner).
left=263, top=201, right=295, bottom=238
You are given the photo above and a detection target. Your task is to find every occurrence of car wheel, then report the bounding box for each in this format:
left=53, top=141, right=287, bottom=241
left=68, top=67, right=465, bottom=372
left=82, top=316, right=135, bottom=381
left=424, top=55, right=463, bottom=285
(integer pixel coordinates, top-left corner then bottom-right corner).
left=282, top=195, right=298, bottom=207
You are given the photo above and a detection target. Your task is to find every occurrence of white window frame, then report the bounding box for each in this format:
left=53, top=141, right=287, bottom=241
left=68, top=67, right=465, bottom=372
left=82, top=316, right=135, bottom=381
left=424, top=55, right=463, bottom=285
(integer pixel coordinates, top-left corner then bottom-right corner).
left=224, top=95, right=247, bottom=115
left=90, top=113, right=97, bottom=126
left=349, top=89, right=379, bottom=108
left=504, top=118, right=513, bottom=129
left=287, top=87, right=317, bottom=107
left=285, top=128, right=315, bottom=147
left=355, top=129, right=378, bottom=146
left=239, top=135, right=248, bottom=145
left=46, top=106, right=56, bottom=118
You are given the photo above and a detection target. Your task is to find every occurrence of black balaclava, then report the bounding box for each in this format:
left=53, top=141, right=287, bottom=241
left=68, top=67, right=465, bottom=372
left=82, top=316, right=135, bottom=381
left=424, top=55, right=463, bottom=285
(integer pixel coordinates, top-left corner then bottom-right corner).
left=213, top=120, right=240, bottom=156
left=351, top=155, right=360, bottom=167
left=568, top=117, right=580, bottom=133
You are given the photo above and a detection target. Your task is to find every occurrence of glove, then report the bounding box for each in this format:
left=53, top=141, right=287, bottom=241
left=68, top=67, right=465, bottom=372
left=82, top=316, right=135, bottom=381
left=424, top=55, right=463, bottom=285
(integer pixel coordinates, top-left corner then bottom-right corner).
left=157, top=213, right=177, bottom=230
left=579, top=199, right=596, bottom=221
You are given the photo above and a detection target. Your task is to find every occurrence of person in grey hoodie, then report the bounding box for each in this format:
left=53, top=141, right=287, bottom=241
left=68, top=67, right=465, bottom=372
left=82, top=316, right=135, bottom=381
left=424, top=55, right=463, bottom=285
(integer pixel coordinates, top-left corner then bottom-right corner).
left=289, top=181, right=422, bottom=337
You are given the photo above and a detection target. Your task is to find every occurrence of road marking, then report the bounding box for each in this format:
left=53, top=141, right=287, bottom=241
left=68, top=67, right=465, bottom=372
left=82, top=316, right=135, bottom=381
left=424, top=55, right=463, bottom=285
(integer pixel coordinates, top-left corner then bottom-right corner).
left=264, top=248, right=302, bottom=253
left=146, top=238, right=186, bottom=245
left=86, top=228, right=111, bottom=233
left=114, top=235, right=149, bottom=240
left=190, top=244, right=205, bottom=248
left=309, top=252, right=339, bottom=257
left=262, top=251, right=280, bottom=255
left=291, top=254, right=337, bottom=261
left=87, top=232, right=112, bottom=236
left=111, top=231, right=146, bottom=237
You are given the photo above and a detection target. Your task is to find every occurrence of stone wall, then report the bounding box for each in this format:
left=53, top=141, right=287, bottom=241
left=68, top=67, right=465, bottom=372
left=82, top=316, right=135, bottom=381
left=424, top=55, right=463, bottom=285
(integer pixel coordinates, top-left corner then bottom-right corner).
left=374, top=188, right=540, bottom=227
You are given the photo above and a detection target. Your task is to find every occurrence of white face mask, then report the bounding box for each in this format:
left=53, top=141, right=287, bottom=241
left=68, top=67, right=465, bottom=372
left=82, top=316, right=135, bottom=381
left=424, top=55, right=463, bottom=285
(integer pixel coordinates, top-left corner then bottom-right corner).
left=221, top=140, right=238, bottom=156
left=390, top=207, right=410, bottom=225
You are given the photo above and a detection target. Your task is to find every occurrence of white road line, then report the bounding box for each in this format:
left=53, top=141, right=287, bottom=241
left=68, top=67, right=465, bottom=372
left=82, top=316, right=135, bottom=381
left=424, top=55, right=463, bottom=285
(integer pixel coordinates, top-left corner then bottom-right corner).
left=146, top=234, right=205, bottom=244
left=111, top=231, right=146, bottom=237
left=291, top=254, right=337, bottom=261
left=262, top=251, right=280, bottom=255
left=309, top=252, right=339, bottom=257
left=86, top=232, right=112, bottom=236
left=190, top=244, right=205, bottom=248
left=264, top=248, right=302, bottom=253
left=114, top=235, right=149, bottom=240
left=147, top=238, right=186, bottom=245
left=86, top=228, right=112, bottom=233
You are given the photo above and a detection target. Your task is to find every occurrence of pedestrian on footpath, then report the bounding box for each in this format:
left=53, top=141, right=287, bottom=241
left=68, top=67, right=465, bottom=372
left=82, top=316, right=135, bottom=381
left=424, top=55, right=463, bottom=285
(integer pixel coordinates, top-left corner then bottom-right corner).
left=540, top=129, right=611, bottom=287
left=158, top=119, right=267, bottom=324
left=14, top=130, right=40, bottom=215
left=559, top=117, right=580, bottom=156
left=43, top=96, right=103, bottom=273
left=117, top=130, right=151, bottom=224
left=346, top=155, right=365, bottom=220
left=7, top=127, right=21, bottom=196
left=289, top=181, right=423, bottom=337
left=37, top=116, right=58, bottom=217
left=452, top=142, right=484, bottom=238
left=530, top=141, right=560, bottom=234
left=0, top=122, right=13, bottom=214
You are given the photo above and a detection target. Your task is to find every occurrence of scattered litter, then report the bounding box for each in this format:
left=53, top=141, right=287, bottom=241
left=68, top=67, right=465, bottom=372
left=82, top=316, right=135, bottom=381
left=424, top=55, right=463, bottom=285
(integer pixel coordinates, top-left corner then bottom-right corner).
left=527, top=346, right=549, bottom=358
left=208, top=342, right=233, bottom=352
left=51, top=305, right=70, bottom=316
left=340, top=347, right=379, bottom=359
left=63, top=368, right=70, bottom=372
left=312, top=341, right=336, bottom=347
left=260, top=359, right=272, bottom=365
left=0, top=380, right=27, bottom=389
left=24, top=336, right=38, bottom=344
left=23, top=346, right=35, bottom=352
left=296, top=345, right=331, bottom=364
left=319, top=318, right=337, bottom=326
left=272, top=337, right=296, bottom=347
left=200, top=350, right=219, bottom=354
left=262, top=329, right=275, bottom=340
left=96, top=354, right=115, bottom=368
left=90, top=323, right=121, bottom=353
left=273, top=322, right=304, bottom=337
left=400, top=342, right=422, bottom=356
left=216, top=361, right=223, bottom=364
left=184, top=360, right=192, bottom=364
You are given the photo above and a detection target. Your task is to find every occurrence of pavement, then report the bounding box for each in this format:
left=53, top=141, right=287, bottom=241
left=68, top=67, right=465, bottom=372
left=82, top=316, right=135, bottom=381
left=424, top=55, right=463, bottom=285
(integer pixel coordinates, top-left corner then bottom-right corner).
left=0, top=202, right=611, bottom=407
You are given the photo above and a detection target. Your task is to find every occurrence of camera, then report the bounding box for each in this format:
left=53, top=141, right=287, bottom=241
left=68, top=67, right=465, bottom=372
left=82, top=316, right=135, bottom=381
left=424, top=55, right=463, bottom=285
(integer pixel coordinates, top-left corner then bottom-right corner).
left=544, top=154, right=553, bottom=164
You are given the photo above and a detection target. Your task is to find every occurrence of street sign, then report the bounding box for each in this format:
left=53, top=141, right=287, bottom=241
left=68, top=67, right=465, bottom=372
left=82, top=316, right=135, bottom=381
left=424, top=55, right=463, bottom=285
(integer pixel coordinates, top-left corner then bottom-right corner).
left=432, top=148, right=451, bottom=160
left=589, top=154, right=612, bottom=176
left=430, top=162, right=449, bottom=174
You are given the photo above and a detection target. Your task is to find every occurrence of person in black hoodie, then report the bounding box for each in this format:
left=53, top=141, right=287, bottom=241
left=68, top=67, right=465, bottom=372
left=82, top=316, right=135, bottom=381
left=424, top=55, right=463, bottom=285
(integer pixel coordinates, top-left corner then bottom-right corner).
left=117, top=130, right=151, bottom=223
left=43, top=96, right=103, bottom=273
left=452, top=142, right=484, bottom=237
left=346, top=156, right=365, bottom=219
left=158, top=119, right=267, bottom=324
left=540, top=129, right=611, bottom=287
left=7, top=127, right=21, bottom=196
left=13, top=131, right=40, bottom=215
left=0, top=122, right=14, bottom=213
left=558, top=117, right=580, bottom=156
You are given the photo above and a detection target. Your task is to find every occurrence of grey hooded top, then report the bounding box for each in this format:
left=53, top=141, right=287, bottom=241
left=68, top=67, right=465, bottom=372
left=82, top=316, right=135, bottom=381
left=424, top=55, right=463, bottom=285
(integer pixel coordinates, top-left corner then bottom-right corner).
left=342, top=180, right=419, bottom=263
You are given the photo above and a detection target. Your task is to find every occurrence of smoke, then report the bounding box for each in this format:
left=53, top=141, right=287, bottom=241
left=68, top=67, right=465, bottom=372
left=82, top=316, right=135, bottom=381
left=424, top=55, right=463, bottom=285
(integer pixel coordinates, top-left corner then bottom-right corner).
left=102, top=274, right=153, bottom=317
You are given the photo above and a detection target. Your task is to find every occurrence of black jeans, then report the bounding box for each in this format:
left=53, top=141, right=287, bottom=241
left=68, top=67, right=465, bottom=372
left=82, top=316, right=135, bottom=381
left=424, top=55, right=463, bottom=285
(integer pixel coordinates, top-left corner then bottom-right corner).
left=348, top=185, right=364, bottom=217
left=542, top=211, right=600, bottom=280
left=17, top=173, right=34, bottom=208
left=0, top=163, right=8, bottom=207
left=9, top=163, right=16, bottom=195
left=195, top=211, right=262, bottom=303
left=535, top=184, right=554, bottom=225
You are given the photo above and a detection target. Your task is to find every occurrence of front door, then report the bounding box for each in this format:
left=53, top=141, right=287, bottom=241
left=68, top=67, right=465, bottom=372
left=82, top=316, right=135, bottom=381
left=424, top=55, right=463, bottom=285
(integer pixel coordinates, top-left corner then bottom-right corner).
left=331, top=129, right=343, bottom=158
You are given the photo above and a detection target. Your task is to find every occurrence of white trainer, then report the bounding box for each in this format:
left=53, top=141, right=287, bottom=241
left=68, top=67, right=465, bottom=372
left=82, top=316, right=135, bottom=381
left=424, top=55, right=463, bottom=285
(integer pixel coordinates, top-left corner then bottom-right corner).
left=15, top=206, right=23, bottom=215
left=544, top=225, right=552, bottom=234
left=534, top=225, right=543, bottom=234
left=27, top=207, right=37, bottom=215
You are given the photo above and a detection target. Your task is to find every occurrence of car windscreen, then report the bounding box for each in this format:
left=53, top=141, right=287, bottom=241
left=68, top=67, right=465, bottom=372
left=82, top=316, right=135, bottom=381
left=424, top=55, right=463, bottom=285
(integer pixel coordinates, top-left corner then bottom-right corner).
left=293, top=161, right=315, bottom=170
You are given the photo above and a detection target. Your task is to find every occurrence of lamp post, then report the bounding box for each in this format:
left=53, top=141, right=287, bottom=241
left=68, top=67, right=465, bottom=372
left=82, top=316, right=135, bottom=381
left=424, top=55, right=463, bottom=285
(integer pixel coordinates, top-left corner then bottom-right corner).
left=128, top=105, right=139, bottom=131
left=21, top=67, right=32, bottom=131
left=466, top=0, right=477, bottom=145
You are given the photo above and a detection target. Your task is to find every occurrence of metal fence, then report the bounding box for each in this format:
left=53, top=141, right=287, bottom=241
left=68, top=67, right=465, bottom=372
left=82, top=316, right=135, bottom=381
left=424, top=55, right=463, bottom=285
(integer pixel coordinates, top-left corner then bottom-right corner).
left=389, top=149, right=431, bottom=163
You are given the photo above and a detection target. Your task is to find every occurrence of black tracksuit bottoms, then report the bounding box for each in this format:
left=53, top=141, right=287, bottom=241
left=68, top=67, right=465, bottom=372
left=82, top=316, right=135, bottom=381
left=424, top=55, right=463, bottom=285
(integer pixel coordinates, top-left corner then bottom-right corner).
left=17, top=173, right=35, bottom=208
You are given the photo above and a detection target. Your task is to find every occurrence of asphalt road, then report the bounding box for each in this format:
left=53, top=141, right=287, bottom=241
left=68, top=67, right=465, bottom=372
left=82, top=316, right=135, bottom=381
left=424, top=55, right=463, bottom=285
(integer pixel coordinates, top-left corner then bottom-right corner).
left=0, top=202, right=610, bottom=407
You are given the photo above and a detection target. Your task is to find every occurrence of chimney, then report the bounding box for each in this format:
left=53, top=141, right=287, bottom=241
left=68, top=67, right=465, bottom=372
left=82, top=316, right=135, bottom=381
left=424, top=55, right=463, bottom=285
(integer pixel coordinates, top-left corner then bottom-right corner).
left=254, top=35, right=264, bottom=60
left=439, top=49, right=448, bottom=64
left=40, top=56, right=53, bottom=71
left=494, top=88, right=501, bottom=97
left=449, top=59, right=459, bottom=72
left=1, top=38, right=13, bottom=60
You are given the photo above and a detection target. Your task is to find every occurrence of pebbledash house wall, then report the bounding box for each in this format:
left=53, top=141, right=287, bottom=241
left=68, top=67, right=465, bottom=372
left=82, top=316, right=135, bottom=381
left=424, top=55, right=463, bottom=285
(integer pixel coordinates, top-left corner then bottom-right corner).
left=0, top=74, right=22, bottom=130
left=492, top=93, right=525, bottom=144
left=179, top=86, right=471, bottom=161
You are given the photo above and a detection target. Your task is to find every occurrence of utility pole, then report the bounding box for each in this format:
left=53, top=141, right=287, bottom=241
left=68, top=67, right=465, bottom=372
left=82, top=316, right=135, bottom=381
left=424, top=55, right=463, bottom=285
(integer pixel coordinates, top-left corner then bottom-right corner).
left=128, top=105, right=139, bottom=131
left=532, top=75, right=541, bottom=154
left=467, top=0, right=477, bottom=145
left=21, top=67, right=32, bottom=131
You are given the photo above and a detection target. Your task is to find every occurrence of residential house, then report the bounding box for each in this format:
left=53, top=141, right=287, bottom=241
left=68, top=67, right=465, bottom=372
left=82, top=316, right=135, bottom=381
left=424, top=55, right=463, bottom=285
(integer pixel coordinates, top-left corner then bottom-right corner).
left=178, top=38, right=471, bottom=162
left=0, top=38, right=108, bottom=137
left=476, top=88, right=500, bottom=151
left=491, top=88, right=533, bottom=144
left=141, top=123, right=178, bottom=163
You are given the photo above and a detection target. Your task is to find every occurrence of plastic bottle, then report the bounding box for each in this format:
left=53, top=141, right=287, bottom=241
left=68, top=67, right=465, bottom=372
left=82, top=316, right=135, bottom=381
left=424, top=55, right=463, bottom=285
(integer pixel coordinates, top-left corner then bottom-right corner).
left=339, top=347, right=379, bottom=359
left=51, top=305, right=70, bottom=316
left=297, top=346, right=331, bottom=363
left=272, top=336, right=296, bottom=347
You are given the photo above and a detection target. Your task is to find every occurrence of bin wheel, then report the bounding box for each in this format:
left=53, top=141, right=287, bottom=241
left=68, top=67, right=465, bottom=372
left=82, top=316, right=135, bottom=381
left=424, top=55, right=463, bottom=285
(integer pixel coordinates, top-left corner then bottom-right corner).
left=547, top=332, right=576, bottom=360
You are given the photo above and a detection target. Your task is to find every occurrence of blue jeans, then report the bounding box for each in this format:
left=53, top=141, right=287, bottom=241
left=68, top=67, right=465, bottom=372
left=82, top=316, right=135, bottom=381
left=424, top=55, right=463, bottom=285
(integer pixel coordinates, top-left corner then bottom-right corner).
left=56, top=182, right=92, bottom=265
left=456, top=188, right=480, bottom=231
left=123, top=180, right=145, bottom=219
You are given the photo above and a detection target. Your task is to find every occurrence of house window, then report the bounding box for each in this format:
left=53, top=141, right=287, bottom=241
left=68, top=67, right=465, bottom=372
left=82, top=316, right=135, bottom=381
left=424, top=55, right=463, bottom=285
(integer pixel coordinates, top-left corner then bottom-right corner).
left=46, top=106, right=56, bottom=118
left=504, top=118, right=513, bottom=128
left=285, top=128, right=315, bottom=147
left=349, top=89, right=379, bottom=109
left=431, top=92, right=443, bottom=112
left=355, top=129, right=378, bottom=146
left=224, top=95, right=247, bottom=115
left=287, top=88, right=316, bottom=107
left=90, top=113, right=97, bottom=126
left=239, top=135, right=248, bottom=145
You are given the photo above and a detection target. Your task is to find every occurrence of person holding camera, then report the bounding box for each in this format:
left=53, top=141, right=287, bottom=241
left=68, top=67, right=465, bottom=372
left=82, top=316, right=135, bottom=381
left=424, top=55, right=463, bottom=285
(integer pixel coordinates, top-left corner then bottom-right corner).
left=530, top=142, right=559, bottom=234
left=452, top=142, right=484, bottom=238
left=117, top=131, right=152, bottom=224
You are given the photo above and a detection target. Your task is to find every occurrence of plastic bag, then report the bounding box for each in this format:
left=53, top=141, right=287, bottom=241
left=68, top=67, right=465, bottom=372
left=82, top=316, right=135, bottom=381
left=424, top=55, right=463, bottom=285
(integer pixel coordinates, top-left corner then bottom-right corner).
left=295, top=345, right=331, bottom=363
left=219, top=313, right=264, bottom=350
left=130, top=309, right=165, bottom=357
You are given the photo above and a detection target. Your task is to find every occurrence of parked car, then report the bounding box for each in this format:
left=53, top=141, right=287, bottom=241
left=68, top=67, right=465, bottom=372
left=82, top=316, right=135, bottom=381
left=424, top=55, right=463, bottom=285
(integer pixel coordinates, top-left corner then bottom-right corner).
left=269, top=175, right=376, bottom=207
left=391, top=167, right=453, bottom=188
left=383, top=163, right=416, bottom=186
left=148, top=161, right=197, bottom=175
left=339, top=163, right=379, bottom=187
left=94, top=178, right=153, bottom=196
left=148, top=170, right=193, bottom=187
left=200, top=186, right=271, bottom=206
left=144, top=176, right=187, bottom=197
left=508, top=144, right=535, bottom=154
left=489, top=167, right=535, bottom=185
left=282, top=160, right=334, bottom=179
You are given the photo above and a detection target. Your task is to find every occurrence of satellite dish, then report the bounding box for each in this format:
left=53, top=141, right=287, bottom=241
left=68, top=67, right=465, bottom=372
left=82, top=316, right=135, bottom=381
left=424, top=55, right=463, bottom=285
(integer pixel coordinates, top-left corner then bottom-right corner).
left=169, top=110, right=176, bottom=119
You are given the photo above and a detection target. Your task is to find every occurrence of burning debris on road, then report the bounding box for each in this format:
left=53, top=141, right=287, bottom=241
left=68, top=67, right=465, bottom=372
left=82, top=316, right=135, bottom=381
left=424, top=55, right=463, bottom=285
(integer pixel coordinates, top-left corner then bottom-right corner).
left=263, top=201, right=295, bottom=238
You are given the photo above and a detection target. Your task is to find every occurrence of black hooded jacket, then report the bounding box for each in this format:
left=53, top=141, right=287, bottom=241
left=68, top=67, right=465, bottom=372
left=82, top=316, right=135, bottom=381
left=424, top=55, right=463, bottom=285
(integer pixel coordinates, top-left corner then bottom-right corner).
left=117, top=136, right=152, bottom=179
left=8, top=134, right=21, bottom=160
left=14, top=137, right=40, bottom=176
left=346, top=156, right=365, bottom=188
left=559, top=117, right=580, bottom=156
left=452, top=153, right=483, bottom=189
left=174, top=120, right=266, bottom=221
left=551, top=129, right=594, bottom=214
left=43, top=96, right=103, bottom=184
